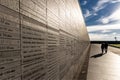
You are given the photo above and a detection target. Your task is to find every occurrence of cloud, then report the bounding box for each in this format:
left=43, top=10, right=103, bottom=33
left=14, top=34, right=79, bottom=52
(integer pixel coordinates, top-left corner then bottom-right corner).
left=93, top=5, right=106, bottom=12
left=96, top=7, right=120, bottom=24
left=89, top=33, right=120, bottom=41
left=93, top=13, right=97, bottom=16
left=82, top=1, right=87, bottom=5
left=92, top=0, right=120, bottom=12
left=84, top=9, right=91, bottom=18
left=92, top=0, right=109, bottom=12
left=87, top=23, right=120, bottom=41
left=108, top=7, right=120, bottom=21
left=110, top=0, right=120, bottom=3
left=87, top=23, right=120, bottom=32
left=112, top=32, right=117, bottom=35
left=89, top=33, right=103, bottom=41
left=89, top=0, right=111, bottom=20
left=89, top=33, right=111, bottom=41
left=101, top=30, right=111, bottom=33
left=97, top=17, right=109, bottom=24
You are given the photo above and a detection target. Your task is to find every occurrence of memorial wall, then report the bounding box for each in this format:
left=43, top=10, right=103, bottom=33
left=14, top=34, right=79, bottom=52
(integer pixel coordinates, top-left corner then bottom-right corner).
left=0, top=0, right=90, bottom=80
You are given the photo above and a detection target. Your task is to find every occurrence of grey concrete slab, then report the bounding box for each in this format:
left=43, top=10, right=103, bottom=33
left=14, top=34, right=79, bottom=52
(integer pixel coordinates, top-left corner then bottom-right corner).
left=87, top=44, right=120, bottom=80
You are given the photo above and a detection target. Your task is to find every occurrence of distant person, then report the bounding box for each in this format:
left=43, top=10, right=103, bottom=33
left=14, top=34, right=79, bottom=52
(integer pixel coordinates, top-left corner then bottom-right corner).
left=101, top=42, right=108, bottom=54
left=104, top=42, right=108, bottom=53
left=101, top=43, right=105, bottom=54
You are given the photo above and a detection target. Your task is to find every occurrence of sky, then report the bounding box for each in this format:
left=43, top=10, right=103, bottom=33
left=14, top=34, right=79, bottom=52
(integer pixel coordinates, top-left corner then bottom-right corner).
left=79, top=0, right=120, bottom=41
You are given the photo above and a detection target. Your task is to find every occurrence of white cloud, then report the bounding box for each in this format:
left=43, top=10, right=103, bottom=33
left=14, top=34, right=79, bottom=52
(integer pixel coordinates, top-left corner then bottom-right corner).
left=102, top=19, right=109, bottom=24
left=96, top=7, right=120, bottom=24
left=91, top=0, right=110, bottom=19
left=93, top=5, right=105, bottom=12
left=87, top=23, right=120, bottom=32
left=108, top=7, right=120, bottom=21
left=87, top=23, right=120, bottom=41
left=89, top=33, right=120, bottom=41
left=101, top=30, right=111, bottom=33
left=96, top=16, right=110, bottom=24
left=101, top=18, right=109, bottom=24
left=93, top=0, right=109, bottom=12
left=84, top=9, right=91, bottom=18
left=93, top=13, right=97, bottom=16
left=89, top=34, right=104, bottom=41
left=112, top=32, right=117, bottom=35
left=82, top=1, right=87, bottom=5
left=110, top=0, right=120, bottom=3
left=93, top=0, right=120, bottom=12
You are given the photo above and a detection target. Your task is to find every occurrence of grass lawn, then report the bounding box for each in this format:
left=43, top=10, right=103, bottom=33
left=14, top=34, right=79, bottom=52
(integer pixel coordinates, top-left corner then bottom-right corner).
left=110, top=44, right=120, bottom=48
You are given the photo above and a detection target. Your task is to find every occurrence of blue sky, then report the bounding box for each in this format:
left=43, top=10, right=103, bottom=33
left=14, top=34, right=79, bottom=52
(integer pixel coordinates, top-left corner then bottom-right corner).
left=79, top=0, right=120, bottom=41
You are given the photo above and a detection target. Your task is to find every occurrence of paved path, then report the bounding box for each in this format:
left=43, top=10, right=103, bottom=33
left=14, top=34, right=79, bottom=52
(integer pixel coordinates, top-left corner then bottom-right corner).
left=109, top=46, right=120, bottom=56
left=87, top=44, right=120, bottom=80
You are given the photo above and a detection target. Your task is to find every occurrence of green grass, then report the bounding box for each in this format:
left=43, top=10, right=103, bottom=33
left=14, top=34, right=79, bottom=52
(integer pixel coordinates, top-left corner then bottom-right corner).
left=110, top=44, right=120, bottom=48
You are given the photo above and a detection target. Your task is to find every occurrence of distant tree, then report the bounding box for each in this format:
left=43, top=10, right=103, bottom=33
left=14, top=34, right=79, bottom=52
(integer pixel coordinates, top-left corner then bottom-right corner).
left=114, top=37, right=117, bottom=41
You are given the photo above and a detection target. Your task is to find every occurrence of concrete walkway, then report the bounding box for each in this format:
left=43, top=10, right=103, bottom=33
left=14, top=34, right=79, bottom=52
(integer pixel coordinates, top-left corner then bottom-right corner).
left=87, top=44, right=120, bottom=80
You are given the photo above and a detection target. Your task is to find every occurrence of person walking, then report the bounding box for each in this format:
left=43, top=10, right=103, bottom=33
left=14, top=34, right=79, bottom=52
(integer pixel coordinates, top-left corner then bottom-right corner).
left=104, top=42, right=108, bottom=53
left=101, top=42, right=108, bottom=54
left=101, top=43, right=105, bottom=54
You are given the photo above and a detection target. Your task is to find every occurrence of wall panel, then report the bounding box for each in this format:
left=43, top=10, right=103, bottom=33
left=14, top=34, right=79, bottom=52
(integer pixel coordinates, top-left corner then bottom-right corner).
left=21, top=16, right=47, bottom=80
left=46, top=28, right=59, bottom=80
left=0, top=1, right=21, bottom=80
